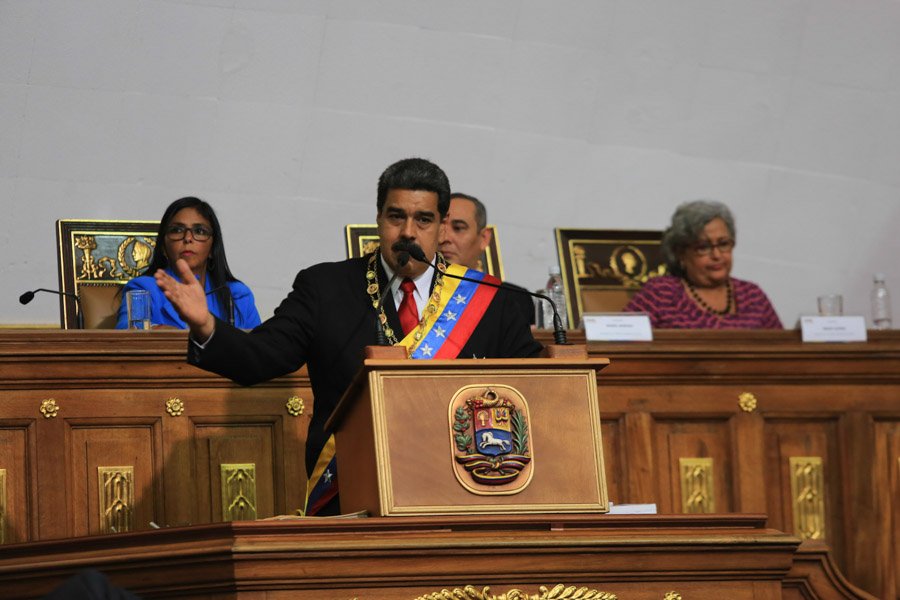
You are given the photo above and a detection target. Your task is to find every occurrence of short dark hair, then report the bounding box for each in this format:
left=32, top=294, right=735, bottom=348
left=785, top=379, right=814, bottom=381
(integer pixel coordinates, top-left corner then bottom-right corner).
left=450, top=192, right=487, bottom=231
left=377, top=158, right=451, bottom=218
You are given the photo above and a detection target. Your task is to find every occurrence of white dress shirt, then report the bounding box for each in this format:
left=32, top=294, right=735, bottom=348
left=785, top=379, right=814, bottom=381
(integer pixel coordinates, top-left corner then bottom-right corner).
left=379, top=253, right=433, bottom=321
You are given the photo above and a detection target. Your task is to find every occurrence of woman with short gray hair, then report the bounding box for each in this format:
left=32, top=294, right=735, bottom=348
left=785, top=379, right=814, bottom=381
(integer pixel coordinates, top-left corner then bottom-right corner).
left=623, top=200, right=781, bottom=329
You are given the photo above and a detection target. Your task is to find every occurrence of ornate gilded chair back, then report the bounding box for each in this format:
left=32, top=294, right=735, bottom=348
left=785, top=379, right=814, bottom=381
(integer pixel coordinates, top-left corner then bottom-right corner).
left=555, top=228, right=666, bottom=328
left=56, top=220, right=159, bottom=329
left=344, top=224, right=506, bottom=279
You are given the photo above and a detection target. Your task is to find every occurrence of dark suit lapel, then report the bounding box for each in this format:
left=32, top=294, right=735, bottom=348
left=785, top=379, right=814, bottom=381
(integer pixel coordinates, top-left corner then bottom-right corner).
left=377, top=257, right=403, bottom=337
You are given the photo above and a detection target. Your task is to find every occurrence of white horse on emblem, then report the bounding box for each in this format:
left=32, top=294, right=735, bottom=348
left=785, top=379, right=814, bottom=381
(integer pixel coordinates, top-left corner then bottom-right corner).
left=478, top=431, right=510, bottom=451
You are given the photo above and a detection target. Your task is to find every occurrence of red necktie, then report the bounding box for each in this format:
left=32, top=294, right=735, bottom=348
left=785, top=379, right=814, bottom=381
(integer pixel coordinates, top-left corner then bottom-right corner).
left=398, top=278, right=419, bottom=335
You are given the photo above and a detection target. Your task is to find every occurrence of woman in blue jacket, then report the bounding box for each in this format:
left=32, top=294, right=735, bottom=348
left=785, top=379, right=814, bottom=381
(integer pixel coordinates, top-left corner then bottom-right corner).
left=116, top=197, right=261, bottom=329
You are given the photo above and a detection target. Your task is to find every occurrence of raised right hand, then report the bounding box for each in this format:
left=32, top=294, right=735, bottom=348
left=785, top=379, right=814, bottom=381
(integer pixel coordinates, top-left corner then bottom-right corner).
left=155, top=259, right=215, bottom=340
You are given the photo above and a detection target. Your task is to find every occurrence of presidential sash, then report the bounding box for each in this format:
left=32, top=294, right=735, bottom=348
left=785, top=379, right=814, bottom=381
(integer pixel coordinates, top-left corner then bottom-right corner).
left=398, top=263, right=499, bottom=359
left=302, top=434, right=337, bottom=516
left=304, top=262, right=499, bottom=515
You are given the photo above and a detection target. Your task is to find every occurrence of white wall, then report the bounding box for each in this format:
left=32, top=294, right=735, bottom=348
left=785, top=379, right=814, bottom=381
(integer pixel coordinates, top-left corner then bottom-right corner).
left=2, top=0, right=899, bottom=327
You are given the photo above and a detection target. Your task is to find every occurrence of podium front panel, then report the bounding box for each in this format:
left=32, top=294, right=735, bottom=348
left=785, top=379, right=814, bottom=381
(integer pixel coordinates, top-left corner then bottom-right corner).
left=335, top=365, right=609, bottom=516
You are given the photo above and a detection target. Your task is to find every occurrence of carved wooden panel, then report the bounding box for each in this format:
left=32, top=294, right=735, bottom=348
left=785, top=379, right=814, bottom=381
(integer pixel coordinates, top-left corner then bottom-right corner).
left=788, top=456, right=826, bottom=540
left=655, top=419, right=733, bottom=514
left=68, top=422, right=160, bottom=537
left=764, top=419, right=843, bottom=565
left=0, top=416, right=36, bottom=544
left=193, top=422, right=277, bottom=522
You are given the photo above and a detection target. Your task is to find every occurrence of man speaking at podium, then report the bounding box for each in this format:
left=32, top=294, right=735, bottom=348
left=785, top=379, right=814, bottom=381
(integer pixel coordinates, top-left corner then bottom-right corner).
left=155, top=158, right=542, bottom=515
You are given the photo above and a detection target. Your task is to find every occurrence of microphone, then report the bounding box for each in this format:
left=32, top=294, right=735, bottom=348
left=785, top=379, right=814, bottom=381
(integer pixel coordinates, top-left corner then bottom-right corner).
left=20, top=288, right=84, bottom=329
left=405, top=243, right=568, bottom=345
left=374, top=246, right=410, bottom=345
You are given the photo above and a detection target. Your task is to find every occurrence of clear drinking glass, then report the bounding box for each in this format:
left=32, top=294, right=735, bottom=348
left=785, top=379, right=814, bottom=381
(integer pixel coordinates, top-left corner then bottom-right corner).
left=817, top=294, right=843, bottom=317
left=126, top=289, right=152, bottom=330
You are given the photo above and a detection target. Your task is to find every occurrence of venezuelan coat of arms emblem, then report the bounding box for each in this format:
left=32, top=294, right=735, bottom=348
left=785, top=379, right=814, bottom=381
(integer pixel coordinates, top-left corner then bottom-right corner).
left=448, top=385, right=533, bottom=495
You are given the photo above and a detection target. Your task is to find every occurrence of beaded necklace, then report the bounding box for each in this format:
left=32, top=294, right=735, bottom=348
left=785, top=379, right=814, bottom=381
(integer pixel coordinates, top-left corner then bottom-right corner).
left=365, top=251, right=447, bottom=352
left=685, top=278, right=734, bottom=316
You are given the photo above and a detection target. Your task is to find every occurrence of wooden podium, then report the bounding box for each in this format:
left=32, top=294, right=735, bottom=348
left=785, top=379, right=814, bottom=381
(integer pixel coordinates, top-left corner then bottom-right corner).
left=326, top=350, right=611, bottom=516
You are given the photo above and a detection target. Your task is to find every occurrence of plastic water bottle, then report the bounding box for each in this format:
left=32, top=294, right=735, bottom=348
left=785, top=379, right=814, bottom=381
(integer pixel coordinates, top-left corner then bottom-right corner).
left=545, top=265, right=568, bottom=330
left=871, top=273, right=892, bottom=330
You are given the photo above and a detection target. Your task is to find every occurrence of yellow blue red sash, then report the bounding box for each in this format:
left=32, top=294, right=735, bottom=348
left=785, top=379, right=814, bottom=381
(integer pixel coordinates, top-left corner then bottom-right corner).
left=304, top=263, right=499, bottom=515
left=303, top=434, right=337, bottom=516
left=398, top=263, right=499, bottom=359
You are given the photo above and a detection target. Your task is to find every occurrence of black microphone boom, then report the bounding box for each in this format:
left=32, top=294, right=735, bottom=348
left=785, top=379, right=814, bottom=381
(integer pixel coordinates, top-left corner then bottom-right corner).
left=405, top=244, right=568, bottom=345
left=19, top=288, right=84, bottom=329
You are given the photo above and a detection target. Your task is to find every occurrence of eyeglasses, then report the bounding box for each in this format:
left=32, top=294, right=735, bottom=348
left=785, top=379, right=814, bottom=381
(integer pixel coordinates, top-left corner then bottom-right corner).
left=691, top=239, right=734, bottom=256
left=165, top=225, right=212, bottom=242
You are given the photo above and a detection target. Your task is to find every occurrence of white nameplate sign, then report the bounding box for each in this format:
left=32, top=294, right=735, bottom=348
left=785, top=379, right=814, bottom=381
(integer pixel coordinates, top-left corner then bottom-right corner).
left=583, top=313, right=653, bottom=341
left=800, top=315, right=867, bottom=342
left=608, top=503, right=658, bottom=515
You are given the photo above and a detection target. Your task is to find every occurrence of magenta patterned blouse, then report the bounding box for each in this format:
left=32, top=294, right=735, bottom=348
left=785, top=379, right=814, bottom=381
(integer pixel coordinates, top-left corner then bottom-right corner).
left=622, top=275, right=782, bottom=329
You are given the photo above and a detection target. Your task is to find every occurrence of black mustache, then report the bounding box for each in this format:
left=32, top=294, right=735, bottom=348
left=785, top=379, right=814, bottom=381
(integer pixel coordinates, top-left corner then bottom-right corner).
left=390, top=240, right=413, bottom=268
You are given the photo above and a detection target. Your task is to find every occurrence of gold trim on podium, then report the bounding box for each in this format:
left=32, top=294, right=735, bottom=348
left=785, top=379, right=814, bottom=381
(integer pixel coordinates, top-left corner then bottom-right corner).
left=98, top=466, right=134, bottom=534
left=221, top=463, right=257, bottom=521
left=679, top=457, right=715, bottom=514
left=413, top=584, right=617, bottom=600
left=789, top=456, right=826, bottom=540
left=361, top=365, right=609, bottom=516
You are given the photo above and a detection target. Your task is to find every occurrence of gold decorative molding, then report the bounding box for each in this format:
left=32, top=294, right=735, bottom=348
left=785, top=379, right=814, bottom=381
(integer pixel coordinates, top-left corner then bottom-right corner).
left=165, top=397, right=184, bottom=417
left=738, top=391, right=757, bottom=412
left=663, top=592, right=682, bottom=600
left=98, top=466, right=134, bottom=534
left=789, top=456, right=826, bottom=540
left=414, top=584, right=617, bottom=600
left=679, top=457, right=715, bottom=513
left=286, top=396, right=305, bottom=417
left=39, top=398, right=59, bottom=419
left=0, top=469, right=6, bottom=545
left=221, top=463, right=257, bottom=521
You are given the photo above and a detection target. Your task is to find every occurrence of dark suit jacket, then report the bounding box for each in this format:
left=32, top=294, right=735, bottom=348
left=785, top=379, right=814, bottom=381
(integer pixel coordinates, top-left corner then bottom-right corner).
left=500, top=281, right=537, bottom=325
left=189, top=256, right=543, bottom=478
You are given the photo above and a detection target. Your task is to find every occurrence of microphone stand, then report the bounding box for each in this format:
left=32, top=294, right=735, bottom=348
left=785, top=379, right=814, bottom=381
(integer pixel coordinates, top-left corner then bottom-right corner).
left=405, top=245, right=568, bottom=345
left=20, top=288, right=84, bottom=329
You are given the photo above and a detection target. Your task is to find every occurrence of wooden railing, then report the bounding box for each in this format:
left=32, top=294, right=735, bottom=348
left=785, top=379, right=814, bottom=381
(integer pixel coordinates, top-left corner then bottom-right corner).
left=0, top=329, right=897, bottom=597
